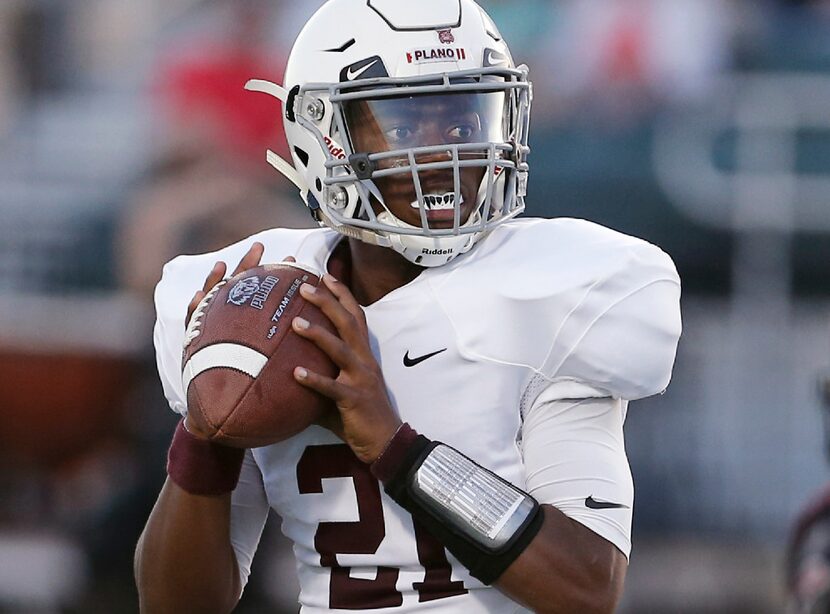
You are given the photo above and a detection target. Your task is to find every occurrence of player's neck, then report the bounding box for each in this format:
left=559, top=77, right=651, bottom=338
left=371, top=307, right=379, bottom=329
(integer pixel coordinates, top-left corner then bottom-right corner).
left=328, top=238, right=423, bottom=306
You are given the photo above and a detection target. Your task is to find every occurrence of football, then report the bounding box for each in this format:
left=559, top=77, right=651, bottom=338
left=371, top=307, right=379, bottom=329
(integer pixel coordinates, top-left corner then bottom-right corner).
left=182, top=262, right=338, bottom=448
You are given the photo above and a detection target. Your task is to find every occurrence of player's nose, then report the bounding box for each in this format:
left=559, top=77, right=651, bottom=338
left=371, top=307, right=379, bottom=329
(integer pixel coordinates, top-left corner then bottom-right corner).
left=417, top=166, right=457, bottom=188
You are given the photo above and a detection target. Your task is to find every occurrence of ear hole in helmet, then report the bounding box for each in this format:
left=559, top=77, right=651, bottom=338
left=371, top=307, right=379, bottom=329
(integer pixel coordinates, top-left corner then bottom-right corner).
left=285, top=85, right=301, bottom=122
left=315, top=178, right=322, bottom=191
left=294, top=147, right=310, bottom=167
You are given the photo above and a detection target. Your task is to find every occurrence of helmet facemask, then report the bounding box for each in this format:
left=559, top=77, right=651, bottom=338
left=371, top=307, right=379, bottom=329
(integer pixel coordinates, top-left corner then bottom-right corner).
left=297, top=68, right=531, bottom=266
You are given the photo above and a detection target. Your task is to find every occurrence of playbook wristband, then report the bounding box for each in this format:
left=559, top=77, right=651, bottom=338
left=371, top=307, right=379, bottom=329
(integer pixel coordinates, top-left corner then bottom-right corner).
left=371, top=423, right=543, bottom=585
left=167, top=419, right=245, bottom=496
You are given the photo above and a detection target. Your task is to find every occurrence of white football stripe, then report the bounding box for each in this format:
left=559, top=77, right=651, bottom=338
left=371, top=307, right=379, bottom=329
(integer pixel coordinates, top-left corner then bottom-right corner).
left=279, top=261, right=321, bottom=277
left=182, top=343, right=268, bottom=393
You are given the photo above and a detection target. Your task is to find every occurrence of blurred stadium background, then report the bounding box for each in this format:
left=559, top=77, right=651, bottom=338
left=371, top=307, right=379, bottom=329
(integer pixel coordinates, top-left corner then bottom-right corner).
left=1, top=0, right=829, bottom=612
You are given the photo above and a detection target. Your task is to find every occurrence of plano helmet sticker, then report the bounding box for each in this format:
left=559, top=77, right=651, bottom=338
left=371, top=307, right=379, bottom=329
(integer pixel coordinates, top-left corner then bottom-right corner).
left=406, top=47, right=468, bottom=65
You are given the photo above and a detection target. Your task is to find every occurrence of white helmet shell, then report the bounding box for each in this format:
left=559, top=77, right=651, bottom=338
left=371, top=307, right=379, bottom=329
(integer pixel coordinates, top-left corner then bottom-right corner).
left=249, top=0, right=531, bottom=267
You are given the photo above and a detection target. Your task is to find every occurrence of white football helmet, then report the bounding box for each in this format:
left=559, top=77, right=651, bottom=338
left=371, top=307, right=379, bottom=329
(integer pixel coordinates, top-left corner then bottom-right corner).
left=246, top=0, right=532, bottom=267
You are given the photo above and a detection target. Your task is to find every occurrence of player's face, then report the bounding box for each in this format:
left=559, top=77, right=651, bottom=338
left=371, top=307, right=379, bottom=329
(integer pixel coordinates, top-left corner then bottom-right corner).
left=345, top=92, right=506, bottom=230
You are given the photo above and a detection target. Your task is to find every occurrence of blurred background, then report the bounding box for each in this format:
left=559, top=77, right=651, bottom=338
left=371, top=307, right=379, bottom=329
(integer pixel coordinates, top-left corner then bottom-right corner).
left=1, top=0, right=829, bottom=612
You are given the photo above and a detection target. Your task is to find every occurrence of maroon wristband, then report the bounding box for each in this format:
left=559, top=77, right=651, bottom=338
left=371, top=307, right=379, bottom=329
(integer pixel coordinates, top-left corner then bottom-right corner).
left=370, top=423, right=420, bottom=483
left=167, top=419, right=245, bottom=496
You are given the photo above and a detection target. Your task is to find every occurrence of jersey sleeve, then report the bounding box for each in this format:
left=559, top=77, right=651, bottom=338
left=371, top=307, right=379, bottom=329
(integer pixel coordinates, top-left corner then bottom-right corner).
left=231, top=450, right=271, bottom=594
left=520, top=381, right=634, bottom=558
left=152, top=256, right=201, bottom=416
left=544, top=261, right=682, bottom=400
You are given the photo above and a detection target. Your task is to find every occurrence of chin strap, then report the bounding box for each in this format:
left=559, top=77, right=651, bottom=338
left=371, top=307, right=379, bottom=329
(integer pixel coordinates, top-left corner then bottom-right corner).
left=317, top=207, right=391, bottom=248
left=265, top=150, right=308, bottom=200
left=244, top=79, right=309, bottom=200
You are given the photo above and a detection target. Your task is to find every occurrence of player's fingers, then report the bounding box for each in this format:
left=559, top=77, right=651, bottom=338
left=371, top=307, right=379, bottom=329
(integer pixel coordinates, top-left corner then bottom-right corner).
left=202, top=261, right=227, bottom=294
left=299, top=281, right=353, bottom=331
left=315, top=411, right=346, bottom=440
left=185, top=290, right=206, bottom=327
left=318, top=276, right=374, bottom=361
left=300, top=282, right=368, bottom=350
left=187, top=261, right=227, bottom=326
left=294, top=366, right=349, bottom=402
left=231, top=242, right=265, bottom=276
left=292, top=316, right=353, bottom=369
left=322, top=274, right=367, bottom=330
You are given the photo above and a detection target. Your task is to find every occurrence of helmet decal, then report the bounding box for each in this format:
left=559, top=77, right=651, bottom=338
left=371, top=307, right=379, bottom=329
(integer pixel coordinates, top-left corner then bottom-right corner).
left=483, top=48, right=510, bottom=68
left=438, top=29, right=455, bottom=44
left=339, top=56, right=389, bottom=82
left=405, top=47, right=468, bottom=65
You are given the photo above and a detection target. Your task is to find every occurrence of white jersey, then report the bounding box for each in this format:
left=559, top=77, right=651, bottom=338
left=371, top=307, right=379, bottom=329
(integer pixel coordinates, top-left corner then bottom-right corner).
left=154, top=218, right=682, bottom=613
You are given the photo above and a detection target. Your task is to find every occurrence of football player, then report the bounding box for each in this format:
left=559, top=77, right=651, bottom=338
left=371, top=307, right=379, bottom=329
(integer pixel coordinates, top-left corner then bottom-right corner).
left=135, top=1, right=682, bottom=612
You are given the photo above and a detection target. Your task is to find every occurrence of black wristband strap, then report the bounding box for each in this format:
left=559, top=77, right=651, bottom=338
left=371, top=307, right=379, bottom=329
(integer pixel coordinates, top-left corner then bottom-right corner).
left=167, top=419, right=245, bottom=496
left=370, top=423, right=421, bottom=482
left=372, top=423, right=543, bottom=585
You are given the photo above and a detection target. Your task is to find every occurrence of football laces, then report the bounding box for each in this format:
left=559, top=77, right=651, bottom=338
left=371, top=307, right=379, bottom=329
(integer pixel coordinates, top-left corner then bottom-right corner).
left=183, top=280, right=227, bottom=348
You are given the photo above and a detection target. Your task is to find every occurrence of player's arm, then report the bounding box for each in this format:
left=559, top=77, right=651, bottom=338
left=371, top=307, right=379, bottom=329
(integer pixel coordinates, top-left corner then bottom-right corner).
left=136, top=246, right=268, bottom=614
left=135, top=478, right=240, bottom=613
left=498, top=505, right=627, bottom=613
left=494, top=392, right=632, bottom=613
left=136, top=443, right=270, bottom=614
left=364, top=412, right=627, bottom=614
left=292, top=275, right=628, bottom=613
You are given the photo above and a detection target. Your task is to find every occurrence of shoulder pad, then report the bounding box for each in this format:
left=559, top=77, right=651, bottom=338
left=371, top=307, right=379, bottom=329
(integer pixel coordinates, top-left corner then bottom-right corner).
left=436, top=219, right=682, bottom=400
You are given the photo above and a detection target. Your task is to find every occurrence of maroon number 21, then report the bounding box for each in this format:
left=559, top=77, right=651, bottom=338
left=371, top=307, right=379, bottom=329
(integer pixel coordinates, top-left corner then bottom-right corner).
left=297, top=444, right=468, bottom=610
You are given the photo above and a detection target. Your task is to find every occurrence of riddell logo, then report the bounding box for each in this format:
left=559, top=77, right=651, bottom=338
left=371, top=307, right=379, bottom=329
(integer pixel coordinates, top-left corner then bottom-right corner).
left=406, top=48, right=467, bottom=64
left=324, top=136, right=346, bottom=160
left=422, top=247, right=454, bottom=256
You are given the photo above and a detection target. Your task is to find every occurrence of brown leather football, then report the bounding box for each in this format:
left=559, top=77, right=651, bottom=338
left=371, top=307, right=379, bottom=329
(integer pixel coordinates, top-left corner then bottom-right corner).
left=182, top=263, right=338, bottom=448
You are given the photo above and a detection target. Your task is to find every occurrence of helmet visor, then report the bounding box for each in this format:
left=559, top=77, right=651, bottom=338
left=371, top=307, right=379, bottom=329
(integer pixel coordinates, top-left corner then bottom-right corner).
left=340, top=91, right=511, bottom=231
left=343, top=91, right=508, bottom=159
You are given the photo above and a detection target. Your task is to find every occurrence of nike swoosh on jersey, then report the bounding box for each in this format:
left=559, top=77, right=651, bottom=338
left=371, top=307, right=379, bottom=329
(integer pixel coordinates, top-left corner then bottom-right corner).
left=585, top=496, right=629, bottom=510
left=403, top=348, right=448, bottom=367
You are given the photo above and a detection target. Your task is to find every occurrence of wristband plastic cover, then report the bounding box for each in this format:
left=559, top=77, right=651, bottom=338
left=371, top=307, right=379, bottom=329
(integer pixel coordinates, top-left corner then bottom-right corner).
left=409, top=442, right=538, bottom=553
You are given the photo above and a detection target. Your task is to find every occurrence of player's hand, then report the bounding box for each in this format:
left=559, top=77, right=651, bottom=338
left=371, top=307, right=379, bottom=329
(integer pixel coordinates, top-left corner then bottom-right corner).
left=183, top=242, right=266, bottom=439
left=185, top=242, right=266, bottom=327
left=291, top=274, right=402, bottom=464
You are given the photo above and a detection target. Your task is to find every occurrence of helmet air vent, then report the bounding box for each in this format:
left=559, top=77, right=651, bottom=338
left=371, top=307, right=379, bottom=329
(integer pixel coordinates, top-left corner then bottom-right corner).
left=294, top=147, right=310, bottom=167
left=324, top=38, right=356, bottom=53
left=367, top=0, right=461, bottom=31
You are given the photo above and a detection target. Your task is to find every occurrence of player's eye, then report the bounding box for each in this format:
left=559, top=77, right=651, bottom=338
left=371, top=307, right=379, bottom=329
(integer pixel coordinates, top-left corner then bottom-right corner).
left=384, top=125, right=415, bottom=144
left=446, top=123, right=476, bottom=142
